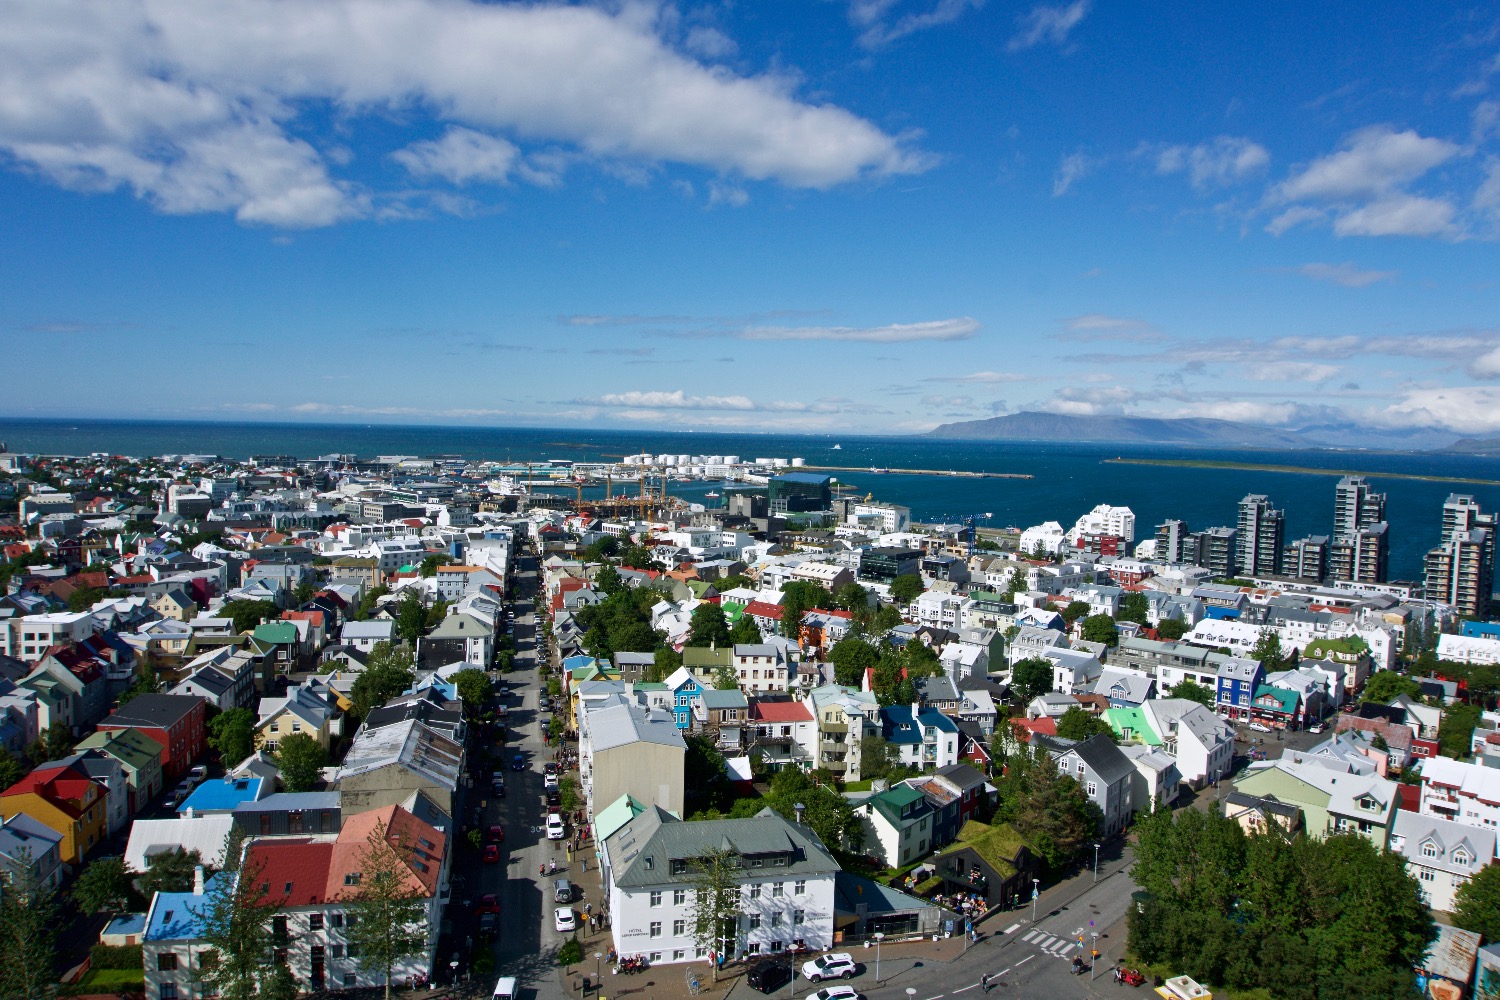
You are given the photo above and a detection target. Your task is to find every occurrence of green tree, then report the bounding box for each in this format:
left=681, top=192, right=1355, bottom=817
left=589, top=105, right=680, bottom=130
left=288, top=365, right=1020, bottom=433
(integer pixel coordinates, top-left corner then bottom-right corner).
left=293, top=578, right=317, bottom=606
left=858, top=733, right=910, bottom=784
left=1440, top=702, right=1482, bottom=759
left=649, top=647, right=681, bottom=683
left=67, top=585, right=111, bottom=612
left=207, top=707, right=256, bottom=767
left=778, top=580, right=831, bottom=638
left=1010, top=657, right=1054, bottom=705
left=1118, top=592, right=1150, bottom=625
left=26, top=721, right=73, bottom=765
left=351, top=642, right=416, bottom=717
left=0, top=849, right=59, bottom=1000
left=1361, top=670, right=1424, bottom=705
left=889, top=573, right=925, bottom=605
left=1251, top=628, right=1288, bottom=671
left=138, top=847, right=202, bottom=897
left=274, top=732, right=329, bottom=792
left=220, top=599, right=281, bottom=634
left=618, top=543, right=653, bottom=569
left=557, top=936, right=584, bottom=967
left=1080, top=613, right=1119, bottom=647
left=683, top=733, right=734, bottom=816
left=835, top=581, right=870, bottom=613
left=994, top=745, right=1100, bottom=869
left=452, top=667, right=491, bottom=717
left=353, top=585, right=390, bottom=621
left=418, top=553, right=451, bottom=577
left=343, top=819, right=430, bottom=1000
left=685, top=847, right=742, bottom=981
left=595, top=563, right=623, bottom=595
left=1154, top=617, right=1189, bottom=640
left=713, top=663, right=739, bottom=690
left=761, top=768, right=862, bottom=852
left=0, top=749, right=24, bottom=791
left=1056, top=706, right=1115, bottom=742
left=868, top=603, right=904, bottom=634
left=829, top=636, right=880, bottom=687
left=394, top=589, right=428, bottom=646
left=1168, top=679, right=1216, bottom=709
left=686, top=603, right=732, bottom=648
left=424, top=597, right=448, bottom=630
left=728, top=613, right=761, bottom=645
left=1456, top=863, right=1500, bottom=942
left=190, top=854, right=276, bottom=1000
left=582, top=535, right=621, bottom=563
left=260, top=962, right=300, bottom=1000
left=1060, top=600, right=1091, bottom=625
left=74, top=855, right=135, bottom=914
left=1003, top=567, right=1028, bottom=600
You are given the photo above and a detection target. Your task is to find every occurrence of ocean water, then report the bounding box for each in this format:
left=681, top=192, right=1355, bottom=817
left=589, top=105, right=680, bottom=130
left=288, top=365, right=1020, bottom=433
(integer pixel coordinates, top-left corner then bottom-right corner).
left=3, top=417, right=1499, bottom=582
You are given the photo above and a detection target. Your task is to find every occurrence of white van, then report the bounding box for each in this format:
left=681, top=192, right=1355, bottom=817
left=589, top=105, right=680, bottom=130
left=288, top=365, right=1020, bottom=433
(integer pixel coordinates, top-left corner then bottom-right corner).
left=492, top=976, right=517, bottom=1000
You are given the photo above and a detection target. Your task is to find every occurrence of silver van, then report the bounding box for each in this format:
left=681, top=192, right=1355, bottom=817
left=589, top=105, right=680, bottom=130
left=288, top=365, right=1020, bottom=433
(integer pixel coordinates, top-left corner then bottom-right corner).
left=492, top=976, right=517, bottom=1000
left=553, top=878, right=573, bottom=903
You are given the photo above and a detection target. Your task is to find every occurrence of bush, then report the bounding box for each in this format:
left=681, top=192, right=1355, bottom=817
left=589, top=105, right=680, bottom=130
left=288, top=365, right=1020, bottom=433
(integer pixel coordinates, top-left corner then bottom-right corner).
left=558, top=936, right=583, bottom=966
left=89, top=943, right=143, bottom=969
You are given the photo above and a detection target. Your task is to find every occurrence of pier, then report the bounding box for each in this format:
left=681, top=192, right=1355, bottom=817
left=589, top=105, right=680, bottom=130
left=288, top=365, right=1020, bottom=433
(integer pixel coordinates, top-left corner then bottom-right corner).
left=799, top=464, right=1034, bottom=480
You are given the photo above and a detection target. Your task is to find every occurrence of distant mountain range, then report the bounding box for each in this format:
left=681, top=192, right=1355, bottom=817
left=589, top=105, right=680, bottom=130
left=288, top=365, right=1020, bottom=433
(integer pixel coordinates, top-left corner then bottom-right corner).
left=923, top=411, right=1317, bottom=448
left=1442, top=437, right=1500, bottom=456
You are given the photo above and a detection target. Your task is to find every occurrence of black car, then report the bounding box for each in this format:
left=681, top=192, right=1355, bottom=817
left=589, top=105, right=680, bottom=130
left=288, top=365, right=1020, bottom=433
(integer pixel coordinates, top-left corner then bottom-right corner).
left=545, top=788, right=561, bottom=806
left=511, top=753, right=525, bottom=771
left=746, top=959, right=794, bottom=994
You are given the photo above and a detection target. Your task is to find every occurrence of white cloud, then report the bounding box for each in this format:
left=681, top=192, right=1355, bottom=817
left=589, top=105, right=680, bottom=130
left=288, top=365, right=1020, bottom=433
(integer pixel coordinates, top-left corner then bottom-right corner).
left=923, top=370, right=1027, bottom=384
left=595, top=390, right=755, bottom=410
left=1034, top=384, right=1135, bottom=416
left=0, top=0, right=932, bottom=227
left=1332, top=194, right=1458, bottom=238
left=1469, top=345, right=1500, bottom=379
left=1265, top=205, right=1327, bottom=235
left=1476, top=158, right=1500, bottom=220
left=1067, top=314, right=1145, bottom=331
left=1473, top=101, right=1500, bottom=145
left=851, top=0, right=985, bottom=49
left=1245, top=361, right=1341, bottom=382
left=1163, top=400, right=1302, bottom=425
left=1053, top=152, right=1093, bottom=196
left=1295, top=262, right=1397, bottom=287
left=1382, top=386, right=1500, bottom=435
left=392, top=127, right=520, bottom=185
left=1277, top=127, right=1459, bottom=202
left=1007, top=1, right=1089, bottom=52
left=1154, top=136, right=1269, bottom=190
left=683, top=26, right=737, bottom=60
left=734, top=317, right=979, bottom=343
left=707, top=181, right=749, bottom=207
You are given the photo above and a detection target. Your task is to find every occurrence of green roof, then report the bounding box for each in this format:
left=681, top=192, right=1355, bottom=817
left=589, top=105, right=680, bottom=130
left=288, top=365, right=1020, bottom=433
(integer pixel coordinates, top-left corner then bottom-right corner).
left=933, top=820, right=1029, bottom=879
left=595, top=794, right=648, bottom=842
left=869, top=785, right=928, bottom=827
left=252, top=622, right=298, bottom=644
left=1103, top=706, right=1162, bottom=746
left=1253, top=684, right=1298, bottom=714
left=682, top=646, right=732, bottom=669
left=633, top=682, right=667, bottom=691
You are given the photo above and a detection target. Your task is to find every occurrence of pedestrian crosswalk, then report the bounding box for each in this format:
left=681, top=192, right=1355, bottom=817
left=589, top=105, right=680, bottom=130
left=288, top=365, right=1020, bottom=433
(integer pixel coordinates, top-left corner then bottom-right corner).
left=1020, top=928, right=1081, bottom=959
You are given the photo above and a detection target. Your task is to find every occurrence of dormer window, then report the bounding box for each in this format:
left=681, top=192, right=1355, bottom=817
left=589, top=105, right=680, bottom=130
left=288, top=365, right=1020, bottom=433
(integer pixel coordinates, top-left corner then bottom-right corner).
left=1455, top=850, right=1471, bottom=865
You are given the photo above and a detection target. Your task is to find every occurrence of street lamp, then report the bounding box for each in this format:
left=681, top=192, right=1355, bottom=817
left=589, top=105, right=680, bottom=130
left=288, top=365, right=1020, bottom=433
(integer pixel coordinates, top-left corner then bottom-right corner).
left=594, top=952, right=602, bottom=991
left=1091, top=933, right=1098, bottom=979
left=1031, top=878, right=1040, bottom=922
left=1093, top=843, right=1100, bottom=883
left=873, top=931, right=885, bottom=985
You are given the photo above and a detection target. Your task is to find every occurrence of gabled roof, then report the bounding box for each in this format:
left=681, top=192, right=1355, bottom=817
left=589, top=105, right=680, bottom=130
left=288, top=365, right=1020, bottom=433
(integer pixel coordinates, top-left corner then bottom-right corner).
left=1059, top=733, right=1136, bottom=785
left=329, top=803, right=445, bottom=898
left=101, top=693, right=202, bottom=730
left=607, top=808, right=838, bottom=889
left=246, top=840, right=337, bottom=907
left=749, top=699, right=813, bottom=724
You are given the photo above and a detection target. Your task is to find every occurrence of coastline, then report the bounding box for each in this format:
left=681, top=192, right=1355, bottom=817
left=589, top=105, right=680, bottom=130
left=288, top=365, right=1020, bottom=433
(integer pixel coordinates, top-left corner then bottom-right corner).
left=1103, top=456, right=1500, bottom=487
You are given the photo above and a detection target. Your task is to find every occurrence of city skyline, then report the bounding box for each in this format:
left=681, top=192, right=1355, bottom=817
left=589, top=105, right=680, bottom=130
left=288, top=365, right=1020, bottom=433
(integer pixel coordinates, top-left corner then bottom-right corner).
left=1, top=2, right=1498, bottom=441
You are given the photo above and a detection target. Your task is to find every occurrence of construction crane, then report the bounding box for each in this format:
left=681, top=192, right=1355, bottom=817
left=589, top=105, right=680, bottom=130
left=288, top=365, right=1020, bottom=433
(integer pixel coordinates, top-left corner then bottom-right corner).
left=960, top=512, right=995, bottom=558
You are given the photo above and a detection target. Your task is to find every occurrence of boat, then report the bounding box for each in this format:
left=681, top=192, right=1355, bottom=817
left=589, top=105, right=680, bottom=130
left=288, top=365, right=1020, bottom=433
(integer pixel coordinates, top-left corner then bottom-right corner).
left=703, top=491, right=720, bottom=499
left=832, top=444, right=842, bottom=450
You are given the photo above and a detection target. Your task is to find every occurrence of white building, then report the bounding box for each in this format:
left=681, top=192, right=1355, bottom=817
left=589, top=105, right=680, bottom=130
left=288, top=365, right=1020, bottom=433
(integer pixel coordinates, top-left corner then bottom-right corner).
left=912, top=591, right=969, bottom=630
left=1420, top=756, right=1500, bottom=845
left=1438, top=633, right=1500, bottom=666
left=601, top=808, right=838, bottom=966
left=1389, top=811, right=1495, bottom=912
left=1141, top=699, right=1236, bottom=788
left=1018, top=521, right=1066, bottom=555
left=1068, top=504, right=1136, bottom=544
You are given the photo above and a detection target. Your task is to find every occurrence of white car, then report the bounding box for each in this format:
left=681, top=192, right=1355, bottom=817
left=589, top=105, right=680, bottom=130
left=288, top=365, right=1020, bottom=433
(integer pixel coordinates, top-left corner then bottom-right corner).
left=1307, top=723, right=1325, bottom=734
left=807, top=987, right=862, bottom=1000
left=554, top=907, right=576, bottom=933
left=546, top=813, right=566, bottom=840
left=1247, top=722, right=1273, bottom=733
left=544, top=772, right=559, bottom=790
left=802, top=953, right=858, bottom=982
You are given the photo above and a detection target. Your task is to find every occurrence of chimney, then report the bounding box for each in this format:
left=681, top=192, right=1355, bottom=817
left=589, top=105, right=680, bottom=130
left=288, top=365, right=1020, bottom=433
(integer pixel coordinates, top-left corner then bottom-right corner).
left=793, top=802, right=806, bottom=826
left=193, top=865, right=206, bottom=895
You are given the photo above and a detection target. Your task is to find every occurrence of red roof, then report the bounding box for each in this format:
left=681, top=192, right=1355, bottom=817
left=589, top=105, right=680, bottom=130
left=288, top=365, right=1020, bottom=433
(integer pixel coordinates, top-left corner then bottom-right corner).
left=749, top=700, right=814, bottom=723
left=2, top=761, right=98, bottom=815
left=744, top=601, right=783, bottom=619
left=282, top=610, right=325, bottom=627
left=246, top=841, right=337, bottom=907
left=807, top=608, right=853, bottom=620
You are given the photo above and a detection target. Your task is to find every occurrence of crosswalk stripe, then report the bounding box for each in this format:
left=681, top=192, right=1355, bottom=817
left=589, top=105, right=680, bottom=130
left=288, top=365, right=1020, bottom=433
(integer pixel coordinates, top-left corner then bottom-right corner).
left=1036, top=935, right=1056, bottom=949
left=1057, top=944, right=1076, bottom=957
left=1022, top=930, right=1040, bottom=942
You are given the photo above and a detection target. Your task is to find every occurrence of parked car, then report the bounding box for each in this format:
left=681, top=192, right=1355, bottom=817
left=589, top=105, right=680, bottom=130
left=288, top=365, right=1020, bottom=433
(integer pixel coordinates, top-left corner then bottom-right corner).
left=187, top=765, right=208, bottom=782
left=553, top=878, right=573, bottom=903
left=511, top=753, right=526, bottom=771
left=476, top=894, right=500, bottom=914
left=1307, top=723, right=1325, bottom=734
left=488, top=824, right=505, bottom=843
left=807, top=987, right=862, bottom=1000
left=544, top=772, right=559, bottom=790
left=747, top=958, right=795, bottom=994
left=554, top=907, right=577, bottom=933
left=483, top=844, right=501, bottom=863
left=545, top=788, right=561, bottom=807
left=544, top=761, right=559, bottom=776
left=802, top=954, right=858, bottom=982
left=1248, top=722, right=1272, bottom=733
left=546, top=813, right=566, bottom=840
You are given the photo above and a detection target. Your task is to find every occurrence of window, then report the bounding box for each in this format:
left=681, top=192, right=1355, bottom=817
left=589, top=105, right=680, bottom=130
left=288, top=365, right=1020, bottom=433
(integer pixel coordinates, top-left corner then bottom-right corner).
left=749, top=914, right=761, bottom=929
left=161, top=986, right=179, bottom=1000
left=794, top=910, right=805, bottom=925
left=331, top=944, right=344, bottom=958
left=344, top=974, right=356, bottom=987
left=673, top=889, right=686, bottom=906
left=1456, top=850, right=1472, bottom=865
left=749, top=884, right=761, bottom=899
left=674, top=919, right=686, bottom=936
left=650, top=891, right=662, bottom=907
left=772, top=882, right=784, bottom=897
left=1087, top=782, right=1097, bottom=797
left=310, top=913, right=324, bottom=930
left=651, top=952, right=663, bottom=963
left=650, top=922, right=662, bottom=938
left=158, top=953, right=179, bottom=972
left=771, top=912, right=782, bottom=927
left=794, top=880, right=806, bottom=895
left=674, top=950, right=686, bottom=961
left=1422, top=843, right=1439, bottom=859
left=1420, top=870, right=1436, bottom=882
left=330, top=913, right=344, bottom=928
left=344, top=873, right=362, bottom=886
left=346, top=942, right=361, bottom=957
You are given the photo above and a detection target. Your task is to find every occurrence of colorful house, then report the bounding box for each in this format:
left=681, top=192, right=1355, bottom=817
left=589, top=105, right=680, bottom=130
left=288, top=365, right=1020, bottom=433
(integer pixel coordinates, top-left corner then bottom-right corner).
left=0, top=759, right=109, bottom=864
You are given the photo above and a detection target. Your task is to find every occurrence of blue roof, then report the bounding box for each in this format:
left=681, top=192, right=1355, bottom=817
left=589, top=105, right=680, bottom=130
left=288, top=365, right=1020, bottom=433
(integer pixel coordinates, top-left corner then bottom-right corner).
left=176, top=777, right=264, bottom=814
left=880, top=705, right=959, bottom=744
left=103, top=913, right=148, bottom=938
left=145, top=873, right=231, bottom=942
left=1204, top=606, right=1242, bottom=621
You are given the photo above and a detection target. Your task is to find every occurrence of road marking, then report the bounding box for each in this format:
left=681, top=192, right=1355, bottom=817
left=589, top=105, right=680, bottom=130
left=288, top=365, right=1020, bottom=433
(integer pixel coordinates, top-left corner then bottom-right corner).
left=1022, top=929, right=1040, bottom=942
left=1036, top=935, right=1056, bottom=949
left=1004, top=922, right=1022, bottom=935
left=998, top=968, right=1011, bottom=977
left=954, top=986, right=978, bottom=993
left=1057, top=943, right=1076, bottom=957
left=1017, top=955, right=1034, bottom=966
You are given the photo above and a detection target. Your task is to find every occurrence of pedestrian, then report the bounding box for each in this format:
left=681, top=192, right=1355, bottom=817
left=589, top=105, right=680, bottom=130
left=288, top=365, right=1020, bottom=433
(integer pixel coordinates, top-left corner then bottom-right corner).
left=982, top=973, right=990, bottom=994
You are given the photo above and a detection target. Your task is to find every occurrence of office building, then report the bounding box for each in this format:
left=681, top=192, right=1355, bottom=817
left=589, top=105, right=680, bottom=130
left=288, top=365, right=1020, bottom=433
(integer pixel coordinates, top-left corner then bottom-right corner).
left=1334, top=476, right=1386, bottom=539
left=1193, top=527, right=1238, bottom=579
left=1236, top=495, right=1284, bottom=577
left=767, top=473, right=832, bottom=514
left=1283, top=535, right=1329, bottom=583
left=1329, top=522, right=1389, bottom=585
left=1156, top=519, right=1191, bottom=564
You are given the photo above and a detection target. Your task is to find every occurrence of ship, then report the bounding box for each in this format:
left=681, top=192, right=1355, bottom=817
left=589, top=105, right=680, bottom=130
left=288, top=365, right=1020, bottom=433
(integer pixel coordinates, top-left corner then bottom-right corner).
left=704, top=491, right=720, bottom=499
left=832, top=444, right=842, bottom=450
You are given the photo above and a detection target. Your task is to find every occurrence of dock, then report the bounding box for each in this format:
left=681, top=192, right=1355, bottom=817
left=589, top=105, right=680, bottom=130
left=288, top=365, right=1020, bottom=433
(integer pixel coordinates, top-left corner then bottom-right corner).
left=798, top=464, right=1033, bottom=480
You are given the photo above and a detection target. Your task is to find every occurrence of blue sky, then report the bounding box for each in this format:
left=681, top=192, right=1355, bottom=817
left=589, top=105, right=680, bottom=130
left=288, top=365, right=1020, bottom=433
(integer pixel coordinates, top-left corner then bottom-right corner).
left=1, top=0, right=1499, bottom=444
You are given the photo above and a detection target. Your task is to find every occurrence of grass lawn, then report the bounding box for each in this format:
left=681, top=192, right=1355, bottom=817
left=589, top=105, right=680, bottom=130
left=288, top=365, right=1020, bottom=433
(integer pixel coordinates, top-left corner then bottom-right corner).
left=76, top=967, right=146, bottom=990
left=843, top=779, right=873, bottom=792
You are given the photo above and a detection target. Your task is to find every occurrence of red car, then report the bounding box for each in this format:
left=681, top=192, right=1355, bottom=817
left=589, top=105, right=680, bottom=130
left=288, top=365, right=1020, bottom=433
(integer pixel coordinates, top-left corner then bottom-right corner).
left=488, top=824, right=505, bottom=843
left=1115, top=969, right=1146, bottom=987
left=483, top=844, right=500, bottom=863
left=476, top=893, right=500, bottom=914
